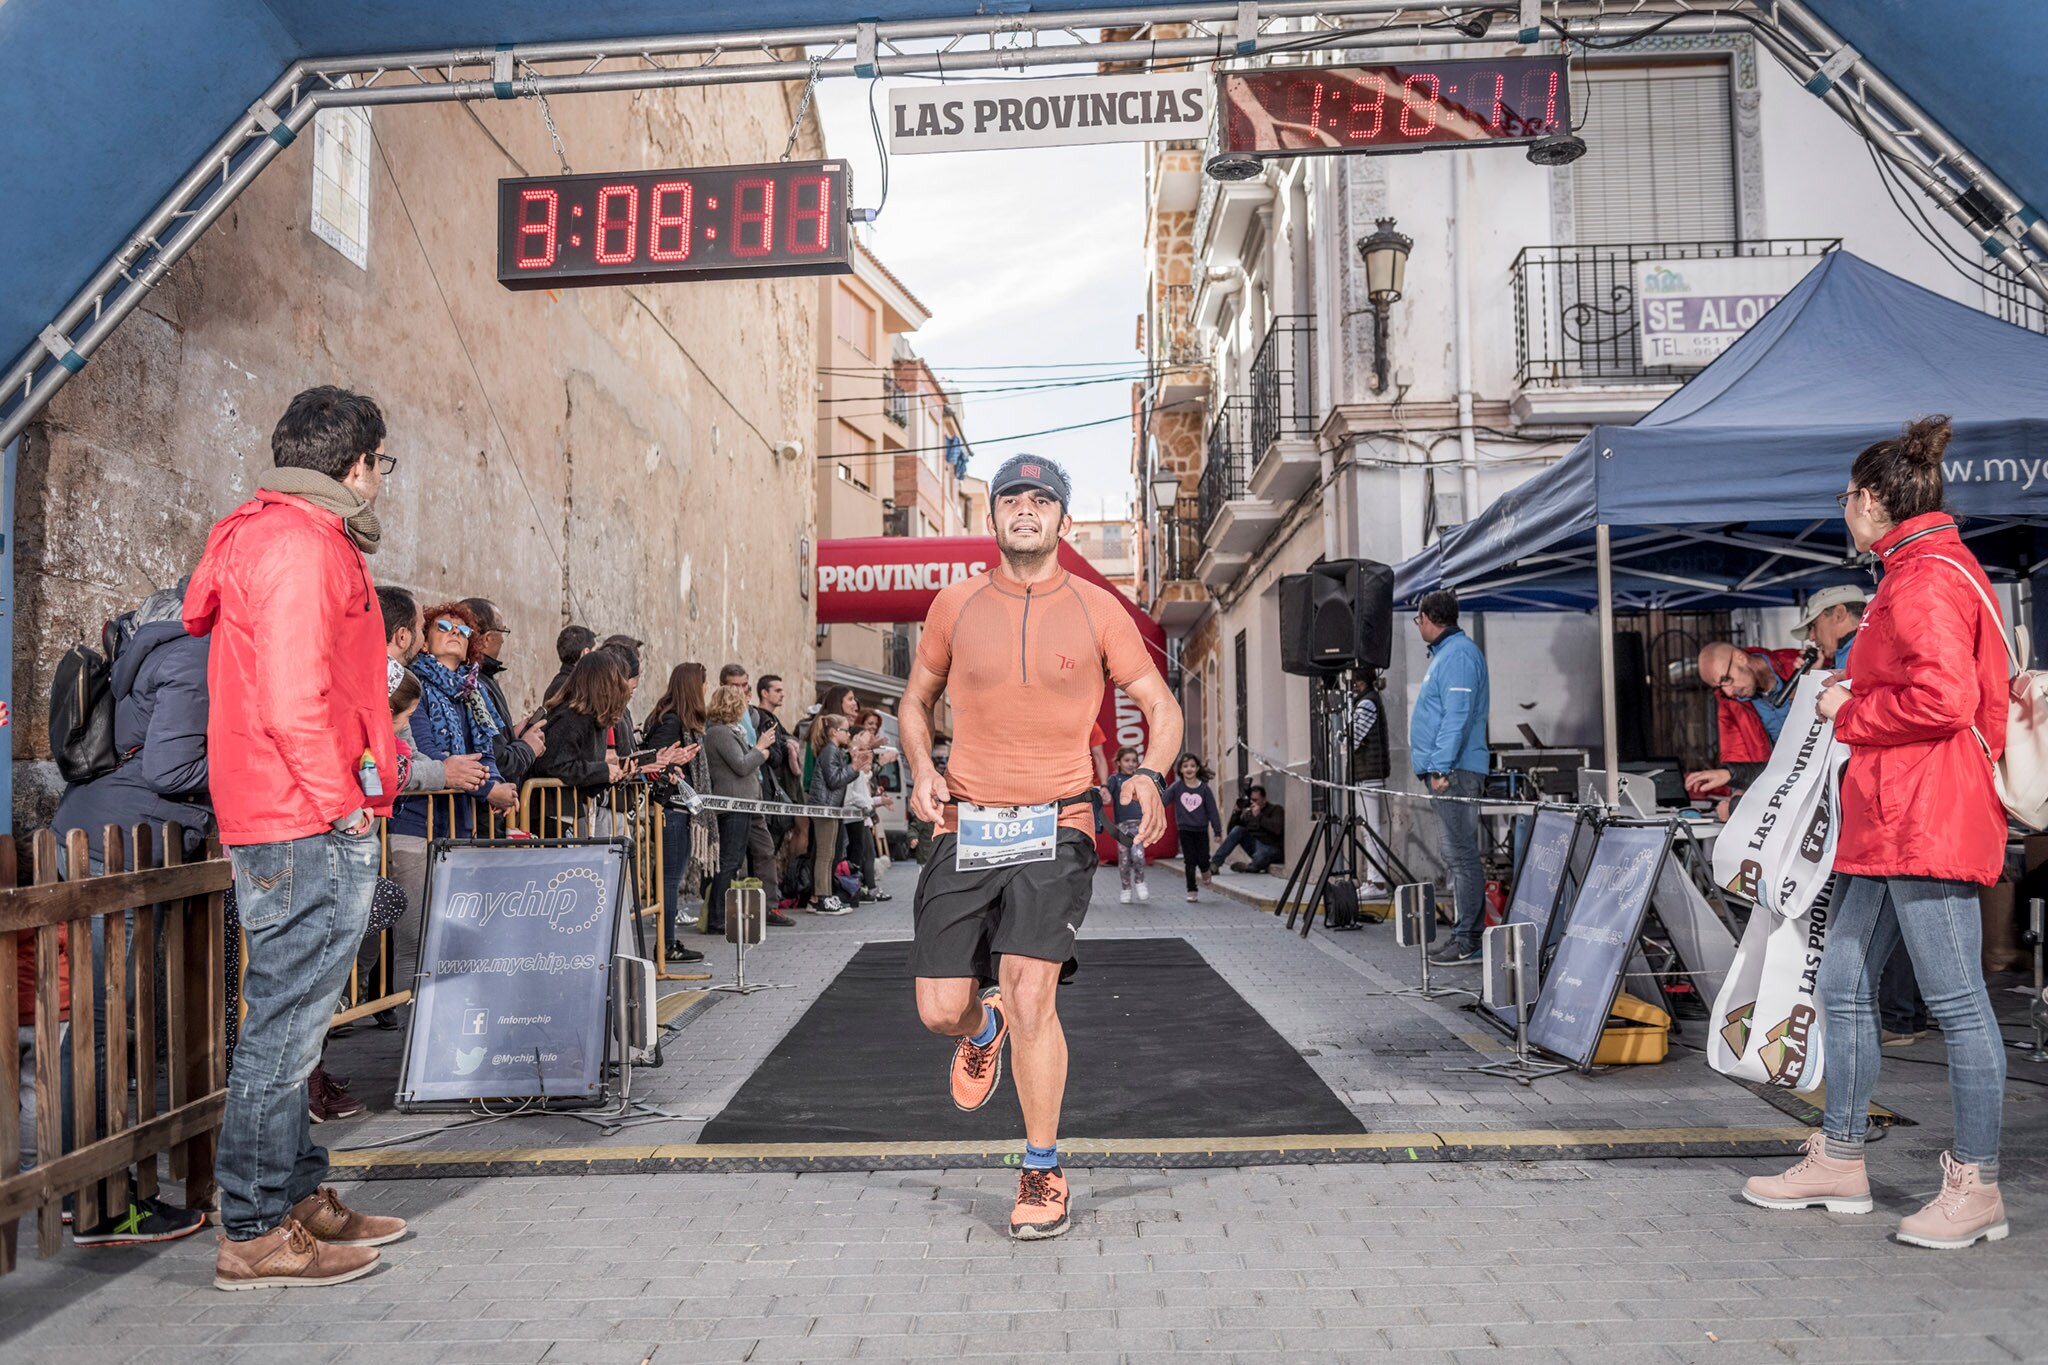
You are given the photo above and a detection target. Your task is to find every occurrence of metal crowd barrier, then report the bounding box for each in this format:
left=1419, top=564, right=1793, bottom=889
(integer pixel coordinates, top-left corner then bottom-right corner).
left=520, top=777, right=677, bottom=976
left=0, top=823, right=229, bottom=1274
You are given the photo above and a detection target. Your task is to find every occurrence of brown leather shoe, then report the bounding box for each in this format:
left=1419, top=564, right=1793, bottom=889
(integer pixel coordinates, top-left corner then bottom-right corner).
left=214, top=1218, right=378, bottom=1290
left=291, top=1186, right=408, bottom=1247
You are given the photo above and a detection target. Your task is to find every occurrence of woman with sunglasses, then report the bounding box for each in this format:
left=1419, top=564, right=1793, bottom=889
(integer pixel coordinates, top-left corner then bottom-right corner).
left=1742, top=416, right=2012, bottom=1250
left=396, top=602, right=517, bottom=833
left=384, top=602, right=515, bottom=988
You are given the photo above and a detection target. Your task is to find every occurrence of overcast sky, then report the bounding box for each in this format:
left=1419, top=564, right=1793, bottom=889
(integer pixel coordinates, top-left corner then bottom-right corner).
left=814, top=74, right=1146, bottom=521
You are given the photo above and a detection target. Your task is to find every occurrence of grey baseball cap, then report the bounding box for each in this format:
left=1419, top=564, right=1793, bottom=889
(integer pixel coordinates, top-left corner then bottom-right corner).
left=1792, top=584, right=1866, bottom=641
left=990, top=453, right=1072, bottom=509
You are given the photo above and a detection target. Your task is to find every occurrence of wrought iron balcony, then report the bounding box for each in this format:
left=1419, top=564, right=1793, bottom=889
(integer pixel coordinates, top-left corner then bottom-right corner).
left=1156, top=501, right=1202, bottom=582
left=882, top=371, right=910, bottom=428
left=1196, top=397, right=1254, bottom=539
left=1250, top=314, right=1316, bottom=455
left=884, top=625, right=913, bottom=680
left=1512, top=239, right=1840, bottom=388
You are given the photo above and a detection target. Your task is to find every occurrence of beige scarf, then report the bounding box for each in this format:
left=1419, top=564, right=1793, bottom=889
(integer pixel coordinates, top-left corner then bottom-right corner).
left=258, top=466, right=381, bottom=554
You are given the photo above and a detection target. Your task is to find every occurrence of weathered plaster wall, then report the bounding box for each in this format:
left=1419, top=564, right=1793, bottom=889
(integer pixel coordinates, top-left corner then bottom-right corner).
left=16, top=79, right=823, bottom=825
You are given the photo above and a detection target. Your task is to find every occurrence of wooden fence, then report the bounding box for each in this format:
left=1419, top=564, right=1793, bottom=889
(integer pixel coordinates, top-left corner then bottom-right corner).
left=0, top=824, right=229, bottom=1275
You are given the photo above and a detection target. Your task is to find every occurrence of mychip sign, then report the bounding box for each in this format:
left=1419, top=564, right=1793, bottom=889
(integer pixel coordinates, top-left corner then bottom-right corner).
left=398, top=841, right=630, bottom=1109
left=889, top=74, right=1211, bottom=154
left=1636, top=255, right=1820, bottom=368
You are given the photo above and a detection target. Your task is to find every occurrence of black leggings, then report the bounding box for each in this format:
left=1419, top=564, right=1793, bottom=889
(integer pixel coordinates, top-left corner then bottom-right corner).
left=1180, top=826, right=1212, bottom=891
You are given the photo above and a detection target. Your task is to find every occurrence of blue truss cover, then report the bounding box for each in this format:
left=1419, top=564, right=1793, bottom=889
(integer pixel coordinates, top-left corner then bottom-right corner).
left=0, top=1, right=2043, bottom=410
left=1395, top=252, right=2048, bottom=611
left=0, top=0, right=1178, bottom=394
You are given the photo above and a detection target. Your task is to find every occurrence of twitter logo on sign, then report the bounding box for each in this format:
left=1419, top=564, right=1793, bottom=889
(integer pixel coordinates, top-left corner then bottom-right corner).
left=454, top=1046, right=486, bottom=1075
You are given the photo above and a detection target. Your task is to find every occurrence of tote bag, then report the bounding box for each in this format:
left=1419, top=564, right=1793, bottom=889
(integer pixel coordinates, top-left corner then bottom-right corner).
left=1710, top=673, right=1849, bottom=920
left=1707, top=884, right=1831, bottom=1092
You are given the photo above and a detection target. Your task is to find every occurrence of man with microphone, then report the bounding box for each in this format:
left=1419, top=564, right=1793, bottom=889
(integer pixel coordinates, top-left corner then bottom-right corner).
left=1794, top=584, right=1865, bottom=670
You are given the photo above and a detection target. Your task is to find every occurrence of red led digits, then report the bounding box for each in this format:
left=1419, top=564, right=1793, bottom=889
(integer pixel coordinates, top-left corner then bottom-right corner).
left=1527, top=68, right=1560, bottom=131
left=786, top=173, right=832, bottom=254
left=594, top=184, right=639, bottom=265
left=1475, top=71, right=1508, bottom=130
left=1346, top=73, right=1387, bottom=141
left=732, top=177, right=776, bottom=258
left=1397, top=74, right=1441, bottom=138
left=648, top=180, right=693, bottom=262
left=516, top=188, right=558, bottom=268
left=1277, top=74, right=1325, bottom=136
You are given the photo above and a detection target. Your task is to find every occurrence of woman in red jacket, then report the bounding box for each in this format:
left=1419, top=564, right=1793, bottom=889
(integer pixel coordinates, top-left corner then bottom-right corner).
left=1742, top=417, right=2011, bottom=1250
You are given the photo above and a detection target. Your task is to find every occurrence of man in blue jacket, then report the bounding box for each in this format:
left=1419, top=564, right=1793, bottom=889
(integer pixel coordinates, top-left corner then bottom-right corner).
left=1408, top=590, right=1491, bottom=964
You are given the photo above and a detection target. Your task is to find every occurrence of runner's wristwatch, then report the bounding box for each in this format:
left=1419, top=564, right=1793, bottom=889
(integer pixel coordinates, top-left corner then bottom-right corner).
left=1137, top=767, right=1169, bottom=795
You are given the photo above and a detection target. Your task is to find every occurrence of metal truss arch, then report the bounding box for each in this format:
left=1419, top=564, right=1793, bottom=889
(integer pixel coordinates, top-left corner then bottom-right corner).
left=3, top=0, right=2043, bottom=449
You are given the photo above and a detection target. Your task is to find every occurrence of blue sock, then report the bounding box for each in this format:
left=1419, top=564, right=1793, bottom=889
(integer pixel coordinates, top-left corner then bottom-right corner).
left=967, top=1003, right=1001, bottom=1048
left=1023, top=1142, right=1059, bottom=1171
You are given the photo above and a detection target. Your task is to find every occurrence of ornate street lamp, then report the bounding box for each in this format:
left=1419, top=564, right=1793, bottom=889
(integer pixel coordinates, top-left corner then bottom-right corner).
left=1357, top=217, right=1413, bottom=394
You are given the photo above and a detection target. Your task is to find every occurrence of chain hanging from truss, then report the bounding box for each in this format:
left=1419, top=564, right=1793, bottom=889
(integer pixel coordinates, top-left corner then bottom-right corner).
left=527, top=80, right=574, bottom=174
left=780, top=58, right=823, bottom=162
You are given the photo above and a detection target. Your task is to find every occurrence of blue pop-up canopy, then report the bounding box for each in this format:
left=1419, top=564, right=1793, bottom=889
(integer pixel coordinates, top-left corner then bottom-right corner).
left=1395, top=251, right=2048, bottom=611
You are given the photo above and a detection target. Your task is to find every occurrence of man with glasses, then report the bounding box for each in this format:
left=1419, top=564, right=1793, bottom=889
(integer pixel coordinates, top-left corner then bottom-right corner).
left=462, top=596, right=545, bottom=787
left=185, top=385, right=409, bottom=1289
left=1683, top=640, right=1805, bottom=802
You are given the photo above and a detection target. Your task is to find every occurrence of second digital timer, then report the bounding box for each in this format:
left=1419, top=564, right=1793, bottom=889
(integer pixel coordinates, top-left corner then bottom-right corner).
left=496, top=159, right=855, bottom=290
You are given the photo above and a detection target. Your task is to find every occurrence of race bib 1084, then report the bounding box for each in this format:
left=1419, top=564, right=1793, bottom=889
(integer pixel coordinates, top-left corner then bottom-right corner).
left=955, top=801, right=1059, bottom=872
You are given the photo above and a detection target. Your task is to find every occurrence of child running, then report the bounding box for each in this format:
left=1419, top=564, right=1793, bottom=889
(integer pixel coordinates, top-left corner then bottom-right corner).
left=1105, top=746, right=1150, bottom=903
left=1165, top=753, right=1222, bottom=902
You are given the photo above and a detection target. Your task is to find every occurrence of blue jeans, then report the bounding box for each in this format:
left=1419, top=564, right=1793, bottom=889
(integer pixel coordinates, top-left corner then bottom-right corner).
left=1434, top=769, right=1486, bottom=947
left=1214, top=826, right=1281, bottom=873
left=1820, top=875, right=2005, bottom=1172
left=216, top=827, right=379, bottom=1240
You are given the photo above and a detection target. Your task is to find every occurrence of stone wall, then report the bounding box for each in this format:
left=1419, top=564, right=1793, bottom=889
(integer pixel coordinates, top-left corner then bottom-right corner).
left=15, top=80, right=824, bottom=826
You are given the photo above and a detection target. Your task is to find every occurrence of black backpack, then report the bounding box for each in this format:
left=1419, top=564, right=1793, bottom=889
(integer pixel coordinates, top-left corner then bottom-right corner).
left=51, top=638, right=117, bottom=784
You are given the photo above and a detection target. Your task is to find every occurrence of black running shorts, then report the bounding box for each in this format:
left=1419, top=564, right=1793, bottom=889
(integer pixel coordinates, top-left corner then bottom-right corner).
left=908, top=827, right=1098, bottom=979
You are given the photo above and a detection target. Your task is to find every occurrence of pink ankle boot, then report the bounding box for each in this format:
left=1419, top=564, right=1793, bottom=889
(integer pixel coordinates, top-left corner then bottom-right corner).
left=1741, top=1132, right=1874, bottom=1214
left=1897, top=1152, right=2008, bottom=1250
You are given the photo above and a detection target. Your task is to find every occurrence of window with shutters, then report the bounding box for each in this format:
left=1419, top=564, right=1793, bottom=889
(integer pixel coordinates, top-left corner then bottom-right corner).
left=1571, top=63, right=1736, bottom=244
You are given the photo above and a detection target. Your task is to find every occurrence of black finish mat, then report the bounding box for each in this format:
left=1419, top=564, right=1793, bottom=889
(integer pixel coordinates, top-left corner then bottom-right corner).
left=700, top=937, right=1366, bottom=1144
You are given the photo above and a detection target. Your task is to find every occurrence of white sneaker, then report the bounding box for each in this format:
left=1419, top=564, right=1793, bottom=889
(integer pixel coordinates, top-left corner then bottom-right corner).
left=1135, top=884, right=1150, bottom=902
left=812, top=897, right=853, bottom=916
left=1118, top=889, right=1132, bottom=904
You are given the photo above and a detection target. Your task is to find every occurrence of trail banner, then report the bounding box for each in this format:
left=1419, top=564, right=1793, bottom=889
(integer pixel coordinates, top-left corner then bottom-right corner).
left=1710, top=673, right=1848, bottom=921
left=1707, top=884, right=1831, bottom=1092
left=889, top=74, right=1212, bottom=154
left=398, top=841, right=630, bottom=1109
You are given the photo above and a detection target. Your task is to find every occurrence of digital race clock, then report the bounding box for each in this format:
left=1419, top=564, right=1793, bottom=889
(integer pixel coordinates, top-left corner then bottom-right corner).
left=496, top=159, right=854, bottom=290
left=1219, top=55, right=1568, bottom=156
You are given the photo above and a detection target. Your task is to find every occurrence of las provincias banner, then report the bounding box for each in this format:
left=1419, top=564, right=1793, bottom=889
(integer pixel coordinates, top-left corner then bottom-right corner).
left=816, top=536, right=1174, bottom=864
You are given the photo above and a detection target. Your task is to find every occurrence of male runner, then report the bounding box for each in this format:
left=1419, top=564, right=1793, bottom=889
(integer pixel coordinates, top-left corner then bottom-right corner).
left=901, top=453, right=1182, bottom=1241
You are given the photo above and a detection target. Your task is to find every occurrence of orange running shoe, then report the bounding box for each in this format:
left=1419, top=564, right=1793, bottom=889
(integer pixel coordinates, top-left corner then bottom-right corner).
left=1010, top=1165, right=1070, bottom=1241
left=948, top=987, right=1007, bottom=1111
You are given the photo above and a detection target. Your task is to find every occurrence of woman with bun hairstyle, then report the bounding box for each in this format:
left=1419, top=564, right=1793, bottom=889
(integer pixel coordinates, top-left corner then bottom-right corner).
left=1742, top=416, right=2013, bottom=1250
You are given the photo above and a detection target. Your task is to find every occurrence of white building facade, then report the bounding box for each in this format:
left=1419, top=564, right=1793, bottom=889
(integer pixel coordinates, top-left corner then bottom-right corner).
left=1139, top=32, right=2041, bottom=870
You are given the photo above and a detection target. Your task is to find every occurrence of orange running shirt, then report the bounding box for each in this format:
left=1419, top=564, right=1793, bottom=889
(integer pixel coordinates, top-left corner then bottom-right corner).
left=918, top=564, right=1158, bottom=834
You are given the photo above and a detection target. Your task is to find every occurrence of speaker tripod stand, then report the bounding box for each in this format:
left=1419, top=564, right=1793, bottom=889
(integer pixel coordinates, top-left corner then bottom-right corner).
left=1279, top=673, right=1411, bottom=937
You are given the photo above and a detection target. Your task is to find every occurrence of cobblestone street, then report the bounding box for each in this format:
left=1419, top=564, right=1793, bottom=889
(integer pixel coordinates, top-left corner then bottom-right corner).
left=7, top=858, right=2048, bottom=1363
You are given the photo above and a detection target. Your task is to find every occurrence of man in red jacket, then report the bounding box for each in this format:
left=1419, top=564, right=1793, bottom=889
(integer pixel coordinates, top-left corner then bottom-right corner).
left=1683, top=642, right=1805, bottom=800
left=184, top=387, right=407, bottom=1291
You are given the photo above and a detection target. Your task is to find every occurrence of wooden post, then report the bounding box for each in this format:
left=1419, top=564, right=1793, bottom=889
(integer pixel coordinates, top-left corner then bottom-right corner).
left=129, top=824, right=159, bottom=1202
left=98, top=827, right=129, bottom=1219
left=61, top=829, right=99, bottom=1234
left=0, top=836, right=18, bottom=1272
left=31, top=831, right=62, bottom=1256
